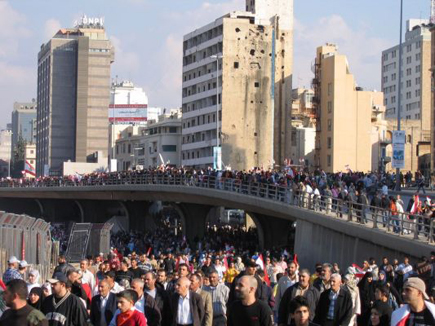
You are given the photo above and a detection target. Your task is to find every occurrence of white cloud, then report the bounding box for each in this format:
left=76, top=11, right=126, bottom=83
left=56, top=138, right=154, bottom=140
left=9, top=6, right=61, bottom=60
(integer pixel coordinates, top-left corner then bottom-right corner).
left=44, top=18, right=61, bottom=40
left=110, top=35, right=141, bottom=79
left=293, top=15, right=393, bottom=91
left=0, top=2, right=31, bottom=57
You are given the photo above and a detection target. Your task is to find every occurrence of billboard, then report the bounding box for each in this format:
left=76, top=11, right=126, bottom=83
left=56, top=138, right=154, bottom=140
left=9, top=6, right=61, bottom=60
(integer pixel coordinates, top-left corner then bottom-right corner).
left=392, top=130, right=405, bottom=169
left=213, top=146, right=222, bottom=170
left=109, top=104, right=147, bottom=124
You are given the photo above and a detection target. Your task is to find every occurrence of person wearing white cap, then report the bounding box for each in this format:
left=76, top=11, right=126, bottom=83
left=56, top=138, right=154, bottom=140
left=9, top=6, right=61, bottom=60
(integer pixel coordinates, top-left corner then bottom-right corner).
left=391, top=277, right=435, bottom=325
left=2, top=256, right=22, bottom=284
left=18, top=260, right=29, bottom=277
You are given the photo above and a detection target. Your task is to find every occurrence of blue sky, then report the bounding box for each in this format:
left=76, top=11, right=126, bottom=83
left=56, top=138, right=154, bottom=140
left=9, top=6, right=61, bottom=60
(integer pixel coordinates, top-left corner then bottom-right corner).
left=0, top=0, right=430, bottom=128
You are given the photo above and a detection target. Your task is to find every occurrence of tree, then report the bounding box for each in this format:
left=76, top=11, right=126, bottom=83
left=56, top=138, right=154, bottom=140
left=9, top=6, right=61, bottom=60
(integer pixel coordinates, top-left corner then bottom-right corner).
left=11, top=135, right=26, bottom=178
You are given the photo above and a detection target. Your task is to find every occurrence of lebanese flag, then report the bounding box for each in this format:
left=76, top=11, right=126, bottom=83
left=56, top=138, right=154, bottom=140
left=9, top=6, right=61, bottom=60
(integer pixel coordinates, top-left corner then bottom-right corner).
left=411, top=195, right=421, bottom=214
left=146, top=246, right=152, bottom=257
left=223, top=256, right=229, bottom=270
left=293, top=254, right=299, bottom=267
left=351, top=264, right=366, bottom=278
left=0, top=279, right=5, bottom=290
left=258, top=254, right=271, bottom=286
left=82, top=283, right=92, bottom=302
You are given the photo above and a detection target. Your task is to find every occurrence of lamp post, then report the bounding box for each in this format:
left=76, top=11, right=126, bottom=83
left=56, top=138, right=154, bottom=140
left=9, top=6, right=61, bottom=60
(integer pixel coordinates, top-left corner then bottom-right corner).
left=395, top=0, right=404, bottom=191
left=210, top=54, right=223, bottom=170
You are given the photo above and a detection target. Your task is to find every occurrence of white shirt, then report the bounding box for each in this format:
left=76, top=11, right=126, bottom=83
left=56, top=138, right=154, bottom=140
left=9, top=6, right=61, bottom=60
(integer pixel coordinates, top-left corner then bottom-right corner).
left=81, top=269, right=96, bottom=289
left=101, top=294, right=110, bottom=310
left=145, top=288, right=157, bottom=299
left=177, top=292, right=193, bottom=325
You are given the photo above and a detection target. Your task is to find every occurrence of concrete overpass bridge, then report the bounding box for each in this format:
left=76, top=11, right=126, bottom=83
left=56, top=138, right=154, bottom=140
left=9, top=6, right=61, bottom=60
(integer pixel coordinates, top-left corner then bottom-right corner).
left=0, top=174, right=433, bottom=268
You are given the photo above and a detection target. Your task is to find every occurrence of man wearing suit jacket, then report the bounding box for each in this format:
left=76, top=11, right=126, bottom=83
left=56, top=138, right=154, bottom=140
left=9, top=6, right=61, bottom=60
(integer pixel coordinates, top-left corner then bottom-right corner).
left=313, top=274, right=352, bottom=326
left=90, top=279, right=118, bottom=326
left=169, top=276, right=204, bottom=326
left=144, top=272, right=171, bottom=326
left=190, top=273, right=212, bottom=326
left=131, top=278, right=162, bottom=326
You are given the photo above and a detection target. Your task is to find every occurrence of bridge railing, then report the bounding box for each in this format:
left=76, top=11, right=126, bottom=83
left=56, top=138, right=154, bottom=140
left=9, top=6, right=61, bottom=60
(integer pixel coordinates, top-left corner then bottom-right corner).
left=0, top=173, right=434, bottom=244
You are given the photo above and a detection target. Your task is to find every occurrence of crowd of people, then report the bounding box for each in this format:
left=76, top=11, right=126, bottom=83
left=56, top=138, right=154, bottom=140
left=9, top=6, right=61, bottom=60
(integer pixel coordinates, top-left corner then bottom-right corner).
left=0, top=228, right=435, bottom=325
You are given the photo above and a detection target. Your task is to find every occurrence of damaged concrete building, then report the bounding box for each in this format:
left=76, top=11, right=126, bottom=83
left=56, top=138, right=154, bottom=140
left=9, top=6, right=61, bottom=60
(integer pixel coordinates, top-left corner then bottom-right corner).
left=181, top=0, right=293, bottom=170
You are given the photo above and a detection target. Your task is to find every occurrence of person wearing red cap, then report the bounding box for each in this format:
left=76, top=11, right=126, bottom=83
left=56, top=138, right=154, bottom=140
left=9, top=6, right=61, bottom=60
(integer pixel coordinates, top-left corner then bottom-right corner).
left=391, top=277, right=435, bottom=325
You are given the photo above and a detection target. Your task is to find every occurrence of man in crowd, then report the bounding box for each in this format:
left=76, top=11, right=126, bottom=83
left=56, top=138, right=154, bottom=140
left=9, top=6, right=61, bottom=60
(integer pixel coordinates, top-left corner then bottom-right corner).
left=229, top=260, right=265, bottom=304
left=130, top=258, right=145, bottom=279
left=0, top=279, right=48, bottom=326
left=278, top=269, right=320, bottom=325
left=227, top=275, right=273, bottom=326
left=90, top=279, right=117, bottom=326
left=190, top=273, right=213, bottom=326
left=2, top=256, right=22, bottom=284
left=313, top=263, right=332, bottom=294
left=288, top=296, right=320, bottom=326
left=169, top=276, right=204, bottom=326
left=156, top=269, right=168, bottom=290
left=372, top=285, right=393, bottom=325
left=313, top=273, right=352, bottom=326
left=130, top=278, right=162, bottom=326
left=167, top=263, right=190, bottom=293
left=115, top=260, right=134, bottom=286
left=143, top=271, right=170, bottom=325
left=52, top=255, right=75, bottom=277
left=275, top=262, right=299, bottom=312
left=391, top=277, right=435, bottom=325
left=80, top=259, right=96, bottom=292
left=104, top=271, right=124, bottom=294
left=203, top=271, right=229, bottom=326
left=41, top=272, right=89, bottom=326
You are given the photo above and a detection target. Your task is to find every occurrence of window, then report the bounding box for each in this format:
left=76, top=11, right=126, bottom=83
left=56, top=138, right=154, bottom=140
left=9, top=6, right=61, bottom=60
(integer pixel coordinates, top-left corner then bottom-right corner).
left=416, top=53, right=421, bottom=61
left=328, top=83, right=332, bottom=96
left=327, top=137, right=332, bottom=149
left=406, top=56, right=412, bottom=64
left=415, top=77, right=421, bottom=85
left=254, top=82, right=260, bottom=87
left=407, top=44, right=412, bottom=52
left=415, top=65, right=421, bottom=73
left=406, top=80, right=411, bottom=88
left=327, top=119, right=332, bottom=131
left=234, top=62, right=239, bottom=69
left=327, top=155, right=331, bottom=167
left=169, top=127, right=177, bottom=133
left=162, top=145, right=177, bottom=152
left=406, top=68, right=411, bottom=76
left=327, top=101, right=332, bottom=113
left=391, top=73, right=396, bottom=81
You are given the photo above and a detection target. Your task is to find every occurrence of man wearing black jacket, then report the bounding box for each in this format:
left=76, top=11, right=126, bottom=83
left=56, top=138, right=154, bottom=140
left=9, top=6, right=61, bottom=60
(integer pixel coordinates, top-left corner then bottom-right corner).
left=143, top=272, right=171, bottom=326
left=52, top=256, right=75, bottom=277
left=90, top=279, right=117, bottom=326
left=313, top=274, right=352, bottom=326
left=278, top=269, right=320, bottom=326
left=131, top=278, right=162, bottom=326
left=169, top=277, right=204, bottom=326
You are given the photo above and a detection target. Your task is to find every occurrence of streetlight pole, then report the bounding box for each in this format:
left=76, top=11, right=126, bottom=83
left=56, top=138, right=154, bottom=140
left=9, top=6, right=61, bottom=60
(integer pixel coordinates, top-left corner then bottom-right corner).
left=211, top=54, right=222, bottom=169
left=395, top=0, right=404, bottom=191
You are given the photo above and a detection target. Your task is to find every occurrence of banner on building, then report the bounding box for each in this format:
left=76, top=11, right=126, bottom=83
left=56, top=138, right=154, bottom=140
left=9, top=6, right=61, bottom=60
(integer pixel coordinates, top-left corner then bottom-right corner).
left=109, top=104, right=148, bottom=124
left=24, top=160, right=36, bottom=178
left=392, top=130, right=405, bottom=169
left=213, top=146, right=222, bottom=171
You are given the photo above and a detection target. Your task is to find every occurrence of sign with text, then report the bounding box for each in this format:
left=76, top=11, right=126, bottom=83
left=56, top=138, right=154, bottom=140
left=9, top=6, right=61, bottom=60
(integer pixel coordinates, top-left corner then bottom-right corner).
left=392, top=143, right=405, bottom=169
left=392, top=130, right=406, bottom=144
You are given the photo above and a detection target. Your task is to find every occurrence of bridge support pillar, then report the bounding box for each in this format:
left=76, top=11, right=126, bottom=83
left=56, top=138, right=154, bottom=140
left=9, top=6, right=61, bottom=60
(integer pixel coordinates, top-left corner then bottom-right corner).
left=250, top=213, right=294, bottom=250
left=123, top=201, right=153, bottom=233
left=176, top=203, right=212, bottom=246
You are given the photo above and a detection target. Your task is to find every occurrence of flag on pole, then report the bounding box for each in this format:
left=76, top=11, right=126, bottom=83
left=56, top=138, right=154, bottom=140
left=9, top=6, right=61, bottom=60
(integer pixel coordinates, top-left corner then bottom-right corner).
left=258, top=254, right=271, bottom=286
left=223, top=256, right=229, bottom=271
left=146, top=246, right=152, bottom=257
left=411, top=195, right=421, bottom=215
left=351, top=263, right=366, bottom=278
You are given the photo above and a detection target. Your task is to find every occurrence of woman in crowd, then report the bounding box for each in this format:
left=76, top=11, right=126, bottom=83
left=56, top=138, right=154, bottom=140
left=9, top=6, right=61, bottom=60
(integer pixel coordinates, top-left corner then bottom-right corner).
left=28, top=287, right=44, bottom=311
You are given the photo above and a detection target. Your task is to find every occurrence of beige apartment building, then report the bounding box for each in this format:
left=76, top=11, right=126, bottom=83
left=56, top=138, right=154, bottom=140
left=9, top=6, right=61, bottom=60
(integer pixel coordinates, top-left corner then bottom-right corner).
left=36, top=17, right=114, bottom=176
left=314, top=44, right=385, bottom=173
left=181, top=0, right=293, bottom=170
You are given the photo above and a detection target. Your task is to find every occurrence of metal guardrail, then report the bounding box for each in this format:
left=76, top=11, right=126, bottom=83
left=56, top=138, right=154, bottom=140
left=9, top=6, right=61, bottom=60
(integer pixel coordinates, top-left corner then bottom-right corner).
left=0, top=173, right=434, bottom=245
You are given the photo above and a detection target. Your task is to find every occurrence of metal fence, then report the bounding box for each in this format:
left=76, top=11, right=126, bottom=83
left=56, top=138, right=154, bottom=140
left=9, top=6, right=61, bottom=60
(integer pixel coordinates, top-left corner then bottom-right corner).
left=0, top=212, right=53, bottom=282
left=1, top=173, right=434, bottom=245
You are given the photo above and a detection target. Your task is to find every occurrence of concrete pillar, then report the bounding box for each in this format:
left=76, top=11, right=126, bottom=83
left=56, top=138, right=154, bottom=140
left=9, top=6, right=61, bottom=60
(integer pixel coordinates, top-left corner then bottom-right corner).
left=250, top=213, right=294, bottom=250
left=123, top=201, right=152, bottom=233
left=175, top=203, right=212, bottom=245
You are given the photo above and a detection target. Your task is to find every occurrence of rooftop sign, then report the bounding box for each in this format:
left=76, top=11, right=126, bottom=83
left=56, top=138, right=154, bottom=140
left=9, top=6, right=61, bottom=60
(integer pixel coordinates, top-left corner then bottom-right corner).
left=74, top=15, right=104, bottom=28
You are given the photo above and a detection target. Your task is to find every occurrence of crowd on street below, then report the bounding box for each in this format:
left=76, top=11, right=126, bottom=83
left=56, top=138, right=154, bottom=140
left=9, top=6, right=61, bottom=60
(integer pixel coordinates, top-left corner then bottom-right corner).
left=0, top=218, right=435, bottom=326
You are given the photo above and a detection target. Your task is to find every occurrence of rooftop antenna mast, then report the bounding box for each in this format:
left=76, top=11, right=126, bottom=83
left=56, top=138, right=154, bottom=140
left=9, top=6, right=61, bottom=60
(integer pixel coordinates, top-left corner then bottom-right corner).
left=431, top=0, right=435, bottom=23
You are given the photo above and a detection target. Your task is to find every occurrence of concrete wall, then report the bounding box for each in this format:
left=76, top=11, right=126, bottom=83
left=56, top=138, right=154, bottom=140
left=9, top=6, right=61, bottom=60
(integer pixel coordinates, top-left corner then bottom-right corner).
left=295, top=218, right=434, bottom=270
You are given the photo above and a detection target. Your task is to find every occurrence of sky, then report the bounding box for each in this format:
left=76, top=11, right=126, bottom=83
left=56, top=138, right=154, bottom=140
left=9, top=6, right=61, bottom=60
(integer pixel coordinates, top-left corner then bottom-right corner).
left=0, top=0, right=431, bottom=129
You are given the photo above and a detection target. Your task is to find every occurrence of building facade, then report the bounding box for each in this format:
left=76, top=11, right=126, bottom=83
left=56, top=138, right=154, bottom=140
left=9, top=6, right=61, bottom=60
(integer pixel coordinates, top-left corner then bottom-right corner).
left=0, top=130, right=12, bottom=177
left=115, top=110, right=182, bottom=170
left=36, top=18, right=114, bottom=176
left=313, top=44, right=386, bottom=172
left=181, top=0, right=293, bottom=170
left=382, top=20, right=431, bottom=125
left=11, top=101, right=37, bottom=153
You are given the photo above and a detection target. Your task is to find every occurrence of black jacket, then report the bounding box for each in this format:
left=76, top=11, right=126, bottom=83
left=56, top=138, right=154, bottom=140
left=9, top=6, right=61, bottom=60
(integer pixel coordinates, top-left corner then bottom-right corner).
left=313, top=287, right=353, bottom=326
left=148, top=287, right=171, bottom=326
left=168, top=291, right=204, bottom=326
left=141, top=292, right=162, bottom=326
left=90, top=292, right=117, bottom=326
left=278, top=283, right=320, bottom=325
left=52, top=263, right=75, bottom=277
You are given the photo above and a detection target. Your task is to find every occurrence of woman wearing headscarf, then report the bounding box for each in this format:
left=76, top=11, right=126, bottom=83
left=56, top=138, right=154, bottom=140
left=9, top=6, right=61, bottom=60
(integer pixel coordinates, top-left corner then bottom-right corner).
left=344, top=273, right=361, bottom=326
left=41, top=282, right=52, bottom=300
left=27, top=269, right=41, bottom=293
left=27, top=287, right=44, bottom=311
left=357, top=272, right=376, bottom=326
left=375, top=270, right=403, bottom=309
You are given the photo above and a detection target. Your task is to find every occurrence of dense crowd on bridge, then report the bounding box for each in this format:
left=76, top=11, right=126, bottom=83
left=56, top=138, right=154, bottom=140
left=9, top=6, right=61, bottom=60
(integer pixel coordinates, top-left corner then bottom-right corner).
left=0, top=220, right=435, bottom=326
left=2, top=165, right=435, bottom=239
